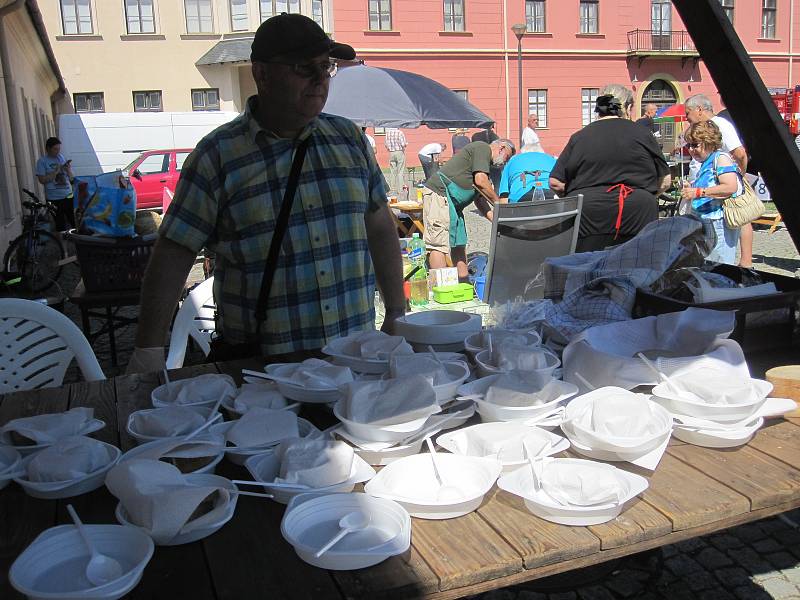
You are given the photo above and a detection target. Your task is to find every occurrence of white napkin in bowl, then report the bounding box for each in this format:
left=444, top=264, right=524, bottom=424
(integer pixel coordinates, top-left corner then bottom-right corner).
left=0, top=407, right=97, bottom=446
left=287, top=358, right=354, bottom=388
left=480, top=329, right=530, bottom=348
left=124, top=435, right=225, bottom=474
left=233, top=384, right=287, bottom=413
left=339, top=375, right=439, bottom=425
left=669, top=369, right=763, bottom=405
left=274, top=438, right=354, bottom=488
left=131, top=406, right=206, bottom=438
left=106, top=459, right=231, bottom=543
left=26, top=436, right=112, bottom=482
left=542, top=461, right=626, bottom=507
left=485, top=370, right=553, bottom=407
left=158, top=374, right=237, bottom=407
left=389, top=355, right=448, bottom=386
left=584, top=394, right=663, bottom=439
left=492, top=340, right=548, bottom=371
left=224, top=407, right=299, bottom=448
left=340, top=330, right=414, bottom=359
left=462, top=426, right=551, bottom=463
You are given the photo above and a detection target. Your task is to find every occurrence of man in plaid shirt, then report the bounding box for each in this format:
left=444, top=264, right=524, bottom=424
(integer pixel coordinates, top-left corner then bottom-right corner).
left=127, top=14, right=405, bottom=373
left=384, top=127, right=407, bottom=195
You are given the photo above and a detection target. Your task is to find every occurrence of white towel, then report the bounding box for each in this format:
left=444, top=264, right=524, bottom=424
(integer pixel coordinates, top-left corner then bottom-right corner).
left=131, top=406, right=206, bottom=438
left=485, top=371, right=552, bottom=407
left=0, top=407, right=98, bottom=445
left=275, top=439, right=354, bottom=488
left=106, top=459, right=231, bottom=544
left=26, top=436, right=112, bottom=482
left=339, top=375, right=439, bottom=425
left=542, top=461, right=626, bottom=507
left=225, top=407, right=299, bottom=447
left=233, top=384, right=288, bottom=413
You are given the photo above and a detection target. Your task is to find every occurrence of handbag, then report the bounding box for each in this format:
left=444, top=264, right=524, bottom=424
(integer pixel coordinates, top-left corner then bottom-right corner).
left=722, top=177, right=764, bottom=229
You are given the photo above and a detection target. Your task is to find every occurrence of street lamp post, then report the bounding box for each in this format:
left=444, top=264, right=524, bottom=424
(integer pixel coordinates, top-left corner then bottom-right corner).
left=511, top=23, right=527, bottom=148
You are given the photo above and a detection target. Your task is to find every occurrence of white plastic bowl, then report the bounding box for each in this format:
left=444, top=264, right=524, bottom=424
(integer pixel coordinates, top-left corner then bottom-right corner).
left=125, top=405, right=217, bottom=444
left=263, top=363, right=349, bottom=404
left=0, top=445, right=22, bottom=490
left=332, top=402, right=432, bottom=443
left=459, top=375, right=578, bottom=423
left=3, top=419, right=106, bottom=457
left=344, top=437, right=425, bottom=466
left=651, top=378, right=772, bottom=423
left=322, top=337, right=399, bottom=374
left=464, top=329, right=541, bottom=357
left=385, top=361, right=470, bottom=404
left=364, top=453, right=501, bottom=519
left=220, top=381, right=301, bottom=417
left=474, top=347, right=561, bottom=379
left=9, top=523, right=154, bottom=600
left=151, top=374, right=236, bottom=408
left=115, top=473, right=238, bottom=546
left=210, top=417, right=320, bottom=466
left=119, top=434, right=225, bottom=474
left=244, top=450, right=376, bottom=504
left=672, top=417, right=764, bottom=448
left=394, top=310, right=482, bottom=347
left=15, top=441, right=121, bottom=499
left=281, top=492, right=411, bottom=570
left=497, top=458, right=649, bottom=526
left=436, top=423, right=570, bottom=473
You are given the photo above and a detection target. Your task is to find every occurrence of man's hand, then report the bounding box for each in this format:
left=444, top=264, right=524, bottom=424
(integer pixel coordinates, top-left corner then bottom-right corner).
left=380, top=307, right=405, bottom=335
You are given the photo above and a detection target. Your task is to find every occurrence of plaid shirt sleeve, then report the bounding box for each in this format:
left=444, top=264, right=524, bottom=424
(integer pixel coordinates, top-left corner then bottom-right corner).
left=159, top=141, right=220, bottom=253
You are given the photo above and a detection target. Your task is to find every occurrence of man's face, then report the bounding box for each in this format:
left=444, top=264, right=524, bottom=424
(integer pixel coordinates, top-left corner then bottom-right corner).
left=685, top=105, right=708, bottom=124
left=527, top=115, right=538, bottom=128
left=645, top=105, right=657, bottom=118
left=253, top=52, right=332, bottom=123
left=47, top=144, right=61, bottom=157
left=492, top=144, right=512, bottom=166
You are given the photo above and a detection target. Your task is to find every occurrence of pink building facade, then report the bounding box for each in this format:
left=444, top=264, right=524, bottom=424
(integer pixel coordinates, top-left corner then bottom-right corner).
left=331, top=0, right=800, bottom=167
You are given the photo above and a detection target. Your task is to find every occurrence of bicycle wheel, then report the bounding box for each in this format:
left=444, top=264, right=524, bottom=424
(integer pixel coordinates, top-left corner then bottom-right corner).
left=4, top=230, right=64, bottom=293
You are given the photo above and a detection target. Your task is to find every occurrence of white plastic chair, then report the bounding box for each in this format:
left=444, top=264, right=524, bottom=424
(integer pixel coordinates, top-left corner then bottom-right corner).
left=166, top=276, right=216, bottom=369
left=0, top=298, right=105, bottom=393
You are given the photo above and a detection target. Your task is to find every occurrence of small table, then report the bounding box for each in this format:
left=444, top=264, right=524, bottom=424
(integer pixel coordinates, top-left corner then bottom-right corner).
left=68, top=281, right=141, bottom=367
left=390, top=200, right=424, bottom=237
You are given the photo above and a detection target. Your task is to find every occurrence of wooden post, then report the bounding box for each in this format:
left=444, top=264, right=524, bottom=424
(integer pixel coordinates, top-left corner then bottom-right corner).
left=672, top=0, right=800, bottom=250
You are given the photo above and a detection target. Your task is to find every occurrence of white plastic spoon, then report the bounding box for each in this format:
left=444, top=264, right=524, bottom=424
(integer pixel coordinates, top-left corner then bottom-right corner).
left=573, top=372, right=596, bottom=391
left=232, top=490, right=275, bottom=499
left=232, top=479, right=311, bottom=490
left=672, top=413, right=761, bottom=431
left=183, top=412, right=223, bottom=441
left=636, top=352, right=682, bottom=394
left=523, top=441, right=542, bottom=492
left=242, top=368, right=271, bottom=381
left=425, top=437, right=463, bottom=501
left=427, top=345, right=446, bottom=367
left=66, top=504, right=124, bottom=587
left=314, top=511, right=371, bottom=558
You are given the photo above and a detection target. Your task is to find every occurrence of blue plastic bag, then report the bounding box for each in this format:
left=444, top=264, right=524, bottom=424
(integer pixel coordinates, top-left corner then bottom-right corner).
left=74, top=171, right=137, bottom=237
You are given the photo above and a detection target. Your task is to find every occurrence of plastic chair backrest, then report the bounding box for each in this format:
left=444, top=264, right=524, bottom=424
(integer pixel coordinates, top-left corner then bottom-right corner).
left=484, top=194, right=583, bottom=304
left=166, top=276, right=216, bottom=369
left=0, top=298, right=105, bottom=393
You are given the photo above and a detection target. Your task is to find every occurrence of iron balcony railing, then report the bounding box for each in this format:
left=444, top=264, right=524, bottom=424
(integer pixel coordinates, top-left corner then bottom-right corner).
left=627, top=29, right=698, bottom=53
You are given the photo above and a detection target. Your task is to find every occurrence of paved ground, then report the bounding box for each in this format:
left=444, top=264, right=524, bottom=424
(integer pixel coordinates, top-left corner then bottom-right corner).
left=52, top=212, right=800, bottom=599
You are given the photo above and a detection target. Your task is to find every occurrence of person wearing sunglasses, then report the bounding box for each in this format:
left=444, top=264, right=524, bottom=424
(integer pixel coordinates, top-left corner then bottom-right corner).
left=127, top=13, right=405, bottom=374
left=680, top=120, right=743, bottom=265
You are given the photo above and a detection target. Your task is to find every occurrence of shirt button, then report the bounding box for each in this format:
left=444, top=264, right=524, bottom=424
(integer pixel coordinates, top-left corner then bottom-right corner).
left=315, top=237, right=320, bottom=242
left=324, top=305, right=330, bottom=311
left=320, top=270, right=326, bottom=276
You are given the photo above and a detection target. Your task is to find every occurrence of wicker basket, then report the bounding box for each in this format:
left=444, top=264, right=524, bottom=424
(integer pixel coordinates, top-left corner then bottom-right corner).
left=67, top=231, right=156, bottom=292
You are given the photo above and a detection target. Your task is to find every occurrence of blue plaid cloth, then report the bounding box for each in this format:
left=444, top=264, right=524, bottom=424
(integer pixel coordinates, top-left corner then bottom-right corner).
left=160, top=96, right=387, bottom=355
left=542, top=216, right=714, bottom=341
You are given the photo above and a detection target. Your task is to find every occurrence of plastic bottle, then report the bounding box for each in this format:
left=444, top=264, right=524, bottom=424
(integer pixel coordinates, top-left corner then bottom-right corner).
left=532, top=181, right=546, bottom=202
left=408, top=233, right=428, bottom=306
left=401, top=184, right=409, bottom=202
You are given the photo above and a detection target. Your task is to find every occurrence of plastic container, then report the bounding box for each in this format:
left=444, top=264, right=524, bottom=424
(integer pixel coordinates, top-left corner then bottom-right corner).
left=333, top=402, right=432, bottom=444
left=532, top=183, right=546, bottom=203
left=474, top=275, right=486, bottom=301
left=210, top=417, right=321, bottom=466
left=432, top=283, right=474, bottom=304
left=393, top=310, right=481, bottom=347
left=672, top=417, right=764, bottom=448
left=126, top=405, right=217, bottom=444
left=408, top=233, right=428, bottom=306
left=3, top=418, right=107, bottom=457
left=650, top=377, right=771, bottom=423
left=9, top=524, right=154, bottom=600
left=458, top=376, right=578, bottom=423
left=281, top=492, right=411, bottom=570
left=474, top=347, right=561, bottom=379
left=119, top=435, right=225, bottom=474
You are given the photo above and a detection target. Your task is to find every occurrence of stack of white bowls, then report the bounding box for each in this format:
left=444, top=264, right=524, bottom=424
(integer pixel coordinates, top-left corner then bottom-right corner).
left=393, top=310, right=482, bottom=352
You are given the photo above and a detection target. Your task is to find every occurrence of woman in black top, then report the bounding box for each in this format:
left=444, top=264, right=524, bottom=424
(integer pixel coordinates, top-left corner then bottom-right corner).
left=550, top=84, right=671, bottom=252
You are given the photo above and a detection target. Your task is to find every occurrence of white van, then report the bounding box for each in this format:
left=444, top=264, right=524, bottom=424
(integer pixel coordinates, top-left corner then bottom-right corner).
left=58, top=111, right=239, bottom=176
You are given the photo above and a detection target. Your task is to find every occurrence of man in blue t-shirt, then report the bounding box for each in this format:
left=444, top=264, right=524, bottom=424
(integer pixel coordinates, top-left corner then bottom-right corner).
left=498, top=148, right=557, bottom=202
left=35, top=137, right=74, bottom=231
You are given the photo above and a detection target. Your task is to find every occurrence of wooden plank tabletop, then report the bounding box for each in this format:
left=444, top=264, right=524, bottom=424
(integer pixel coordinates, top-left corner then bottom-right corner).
left=1, top=362, right=800, bottom=600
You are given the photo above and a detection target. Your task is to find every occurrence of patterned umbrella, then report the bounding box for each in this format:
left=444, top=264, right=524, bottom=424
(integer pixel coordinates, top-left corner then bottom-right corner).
left=653, top=103, right=687, bottom=123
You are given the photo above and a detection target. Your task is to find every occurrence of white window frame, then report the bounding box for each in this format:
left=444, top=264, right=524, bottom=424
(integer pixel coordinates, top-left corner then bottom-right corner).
left=260, top=0, right=301, bottom=22
left=230, top=0, right=249, bottom=31
left=74, top=92, right=104, bottom=113
left=719, top=0, right=734, bottom=23
left=581, top=88, right=599, bottom=126
left=192, top=88, right=220, bottom=111
left=125, top=0, right=156, bottom=34
left=443, top=0, right=465, bottom=32
left=60, top=0, right=93, bottom=35
left=525, top=0, right=545, bottom=33
left=761, top=0, right=776, bottom=38
left=368, top=0, right=392, bottom=30
left=133, top=90, right=162, bottom=112
left=527, top=89, right=548, bottom=128
left=185, top=0, right=214, bottom=33
left=579, top=0, right=599, bottom=34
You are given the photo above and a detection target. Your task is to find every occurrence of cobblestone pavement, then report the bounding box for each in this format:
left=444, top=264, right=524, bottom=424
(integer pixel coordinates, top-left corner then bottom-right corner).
left=55, top=212, right=799, bottom=599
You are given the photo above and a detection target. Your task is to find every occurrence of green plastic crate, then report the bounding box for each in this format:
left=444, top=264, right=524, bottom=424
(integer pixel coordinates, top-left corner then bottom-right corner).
left=432, top=283, right=474, bottom=304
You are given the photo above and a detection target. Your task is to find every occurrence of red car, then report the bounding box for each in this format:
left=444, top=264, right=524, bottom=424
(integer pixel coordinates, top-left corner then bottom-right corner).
left=123, top=148, right=193, bottom=210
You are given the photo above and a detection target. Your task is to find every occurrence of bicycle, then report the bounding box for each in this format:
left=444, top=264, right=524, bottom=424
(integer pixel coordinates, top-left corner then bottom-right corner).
left=2, top=189, right=66, bottom=293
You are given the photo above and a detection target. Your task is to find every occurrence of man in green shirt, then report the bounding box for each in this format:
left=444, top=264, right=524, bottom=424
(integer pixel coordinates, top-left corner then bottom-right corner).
left=422, top=139, right=515, bottom=279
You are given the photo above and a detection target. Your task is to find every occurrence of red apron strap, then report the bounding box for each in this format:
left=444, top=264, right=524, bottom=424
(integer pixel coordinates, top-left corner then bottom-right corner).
left=607, top=183, right=634, bottom=239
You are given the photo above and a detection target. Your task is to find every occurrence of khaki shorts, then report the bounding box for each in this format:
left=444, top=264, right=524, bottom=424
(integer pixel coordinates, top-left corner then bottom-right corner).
left=422, top=188, right=450, bottom=253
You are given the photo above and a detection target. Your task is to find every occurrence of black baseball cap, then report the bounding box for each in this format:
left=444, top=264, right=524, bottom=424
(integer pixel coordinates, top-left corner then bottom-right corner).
left=251, top=13, right=356, bottom=62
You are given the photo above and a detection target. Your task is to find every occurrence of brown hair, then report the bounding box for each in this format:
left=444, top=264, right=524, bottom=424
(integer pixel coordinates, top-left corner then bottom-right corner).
left=685, top=120, right=723, bottom=151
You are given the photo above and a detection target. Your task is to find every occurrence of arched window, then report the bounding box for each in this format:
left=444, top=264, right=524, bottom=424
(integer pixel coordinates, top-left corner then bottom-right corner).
left=642, top=78, right=678, bottom=151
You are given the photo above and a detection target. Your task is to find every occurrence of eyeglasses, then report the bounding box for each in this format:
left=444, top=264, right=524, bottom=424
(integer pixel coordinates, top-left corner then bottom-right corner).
left=269, top=59, right=338, bottom=79
left=686, top=142, right=701, bottom=149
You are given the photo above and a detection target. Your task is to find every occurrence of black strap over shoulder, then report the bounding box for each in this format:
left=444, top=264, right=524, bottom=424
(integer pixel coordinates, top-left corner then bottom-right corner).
left=254, top=136, right=311, bottom=326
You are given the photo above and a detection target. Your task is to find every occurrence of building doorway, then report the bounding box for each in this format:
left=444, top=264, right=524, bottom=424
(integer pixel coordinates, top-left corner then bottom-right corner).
left=642, top=78, right=678, bottom=153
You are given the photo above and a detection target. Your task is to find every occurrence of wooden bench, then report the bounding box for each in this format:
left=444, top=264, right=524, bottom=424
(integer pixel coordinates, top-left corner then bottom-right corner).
left=752, top=212, right=783, bottom=233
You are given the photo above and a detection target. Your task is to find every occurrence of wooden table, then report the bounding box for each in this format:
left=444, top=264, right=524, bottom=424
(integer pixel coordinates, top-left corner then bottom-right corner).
left=391, top=201, right=425, bottom=237
left=2, top=356, right=800, bottom=600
